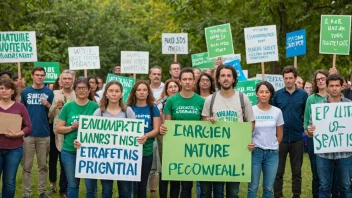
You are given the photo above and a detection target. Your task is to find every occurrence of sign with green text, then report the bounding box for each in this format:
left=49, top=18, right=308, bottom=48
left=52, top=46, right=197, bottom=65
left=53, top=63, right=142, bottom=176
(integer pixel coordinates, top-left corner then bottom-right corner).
left=205, top=23, right=234, bottom=58
left=162, top=120, right=252, bottom=182
left=34, top=62, right=60, bottom=83
left=75, top=115, right=144, bottom=181
left=235, top=80, right=261, bottom=105
left=312, top=103, right=352, bottom=153
left=320, top=15, right=351, bottom=55
left=191, top=52, right=214, bottom=70
left=0, top=31, right=37, bottom=63
left=106, top=73, right=135, bottom=103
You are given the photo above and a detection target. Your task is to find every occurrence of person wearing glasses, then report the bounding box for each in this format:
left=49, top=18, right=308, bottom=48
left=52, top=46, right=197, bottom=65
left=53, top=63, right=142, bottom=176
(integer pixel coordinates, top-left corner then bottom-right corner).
left=169, top=62, right=182, bottom=83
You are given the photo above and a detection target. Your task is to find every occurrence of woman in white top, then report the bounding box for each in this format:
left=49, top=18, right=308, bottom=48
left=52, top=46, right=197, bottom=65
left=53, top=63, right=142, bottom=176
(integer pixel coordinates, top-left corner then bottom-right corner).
left=248, top=81, right=284, bottom=198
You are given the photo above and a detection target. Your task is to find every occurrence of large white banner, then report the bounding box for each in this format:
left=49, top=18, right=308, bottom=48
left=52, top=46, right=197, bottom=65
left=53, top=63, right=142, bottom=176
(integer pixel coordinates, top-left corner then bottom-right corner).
left=75, top=115, right=144, bottom=181
left=312, top=103, right=352, bottom=154
left=0, top=31, right=37, bottom=63
left=162, top=33, right=188, bottom=54
left=68, top=46, right=100, bottom=70
left=121, top=51, right=149, bottom=74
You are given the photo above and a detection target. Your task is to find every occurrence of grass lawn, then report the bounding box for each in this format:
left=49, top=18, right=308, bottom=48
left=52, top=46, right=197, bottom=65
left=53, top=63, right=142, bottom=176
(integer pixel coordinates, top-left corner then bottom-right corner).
left=3, top=153, right=312, bottom=197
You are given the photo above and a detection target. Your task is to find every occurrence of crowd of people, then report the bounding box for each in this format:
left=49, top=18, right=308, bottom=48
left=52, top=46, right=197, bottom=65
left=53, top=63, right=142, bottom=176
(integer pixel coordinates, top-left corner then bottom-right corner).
left=0, top=61, right=352, bottom=198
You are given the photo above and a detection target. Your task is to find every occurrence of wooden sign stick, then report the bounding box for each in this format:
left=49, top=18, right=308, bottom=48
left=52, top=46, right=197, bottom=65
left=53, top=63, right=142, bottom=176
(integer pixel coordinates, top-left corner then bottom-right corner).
left=84, top=69, right=88, bottom=78
left=17, top=62, right=21, bottom=79
left=174, top=54, right=177, bottom=62
left=133, top=73, right=136, bottom=81
left=261, top=62, right=265, bottom=81
left=294, top=56, right=297, bottom=69
left=332, top=54, right=336, bottom=68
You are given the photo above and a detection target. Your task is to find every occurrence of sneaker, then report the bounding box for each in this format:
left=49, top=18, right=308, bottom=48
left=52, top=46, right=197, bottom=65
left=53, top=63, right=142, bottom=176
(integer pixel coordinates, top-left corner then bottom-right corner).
left=39, top=193, right=50, bottom=198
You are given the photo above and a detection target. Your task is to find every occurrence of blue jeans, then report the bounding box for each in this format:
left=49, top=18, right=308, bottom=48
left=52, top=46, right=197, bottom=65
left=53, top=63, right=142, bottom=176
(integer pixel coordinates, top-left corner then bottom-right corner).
left=248, top=148, right=279, bottom=198
left=200, top=181, right=224, bottom=198
left=61, top=150, right=80, bottom=198
left=134, top=155, right=153, bottom=198
left=307, top=138, right=319, bottom=198
left=317, top=155, right=352, bottom=198
left=0, top=146, right=23, bottom=198
left=226, top=182, right=240, bottom=198
left=85, top=180, right=131, bottom=198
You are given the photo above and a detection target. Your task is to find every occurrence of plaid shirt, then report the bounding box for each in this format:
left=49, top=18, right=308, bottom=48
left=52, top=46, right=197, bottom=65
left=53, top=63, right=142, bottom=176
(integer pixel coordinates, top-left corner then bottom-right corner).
left=310, top=95, right=352, bottom=160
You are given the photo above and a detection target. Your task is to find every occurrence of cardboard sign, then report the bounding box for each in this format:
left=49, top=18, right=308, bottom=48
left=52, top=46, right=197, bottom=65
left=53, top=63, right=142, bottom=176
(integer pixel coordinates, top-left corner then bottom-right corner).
left=205, top=23, right=234, bottom=58
left=225, top=60, right=247, bottom=82
left=75, top=115, right=144, bottom=181
left=121, top=51, right=149, bottom=74
left=311, top=103, right=352, bottom=153
left=191, top=52, right=214, bottom=70
left=244, top=25, right=279, bottom=64
left=320, top=15, right=351, bottom=55
left=34, top=62, right=60, bottom=83
left=106, top=73, right=135, bottom=103
left=255, top=74, right=284, bottom=91
left=286, top=29, right=307, bottom=58
left=0, top=112, right=22, bottom=134
left=0, top=31, right=37, bottom=63
left=162, top=33, right=188, bottom=54
left=162, top=120, right=252, bottom=182
left=235, top=80, right=262, bottom=105
left=68, top=46, right=100, bottom=70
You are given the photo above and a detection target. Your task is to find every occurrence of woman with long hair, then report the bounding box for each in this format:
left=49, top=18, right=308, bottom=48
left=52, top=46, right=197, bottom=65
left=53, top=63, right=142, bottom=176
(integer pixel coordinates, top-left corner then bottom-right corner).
left=87, top=76, right=100, bottom=103
left=56, top=77, right=98, bottom=198
left=127, top=80, right=161, bottom=198
left=195, top=72, right=215, bottom=99
left=0, top=78, right=32, bottom=198
left=156, top=79, right=181, bottom=115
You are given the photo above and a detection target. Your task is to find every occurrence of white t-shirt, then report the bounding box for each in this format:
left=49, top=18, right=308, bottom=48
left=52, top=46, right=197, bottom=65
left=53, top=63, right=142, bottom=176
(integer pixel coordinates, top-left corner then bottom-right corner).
left=252, top=105, right=284, bottom=150
left=151, top=82, right=164, bottom=101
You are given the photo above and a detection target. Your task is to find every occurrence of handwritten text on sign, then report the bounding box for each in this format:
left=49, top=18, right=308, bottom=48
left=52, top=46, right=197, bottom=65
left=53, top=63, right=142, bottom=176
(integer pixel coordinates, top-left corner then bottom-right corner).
left=255, top=74, right=284, bottom=91
left=75, top=116, right=144, bottom=181
left=106, top=74, right=135, bottom=103
left=34, top=62, right=60, bottom=84
left=286, top=29, right=306, bottom=58
left=162, top=120, right=251, bottom=182
left=244, top=25, right=278, bottom=64
left=121, top=51, right=149, bottom=74
left=162, top=33, right=188, bottom=54
left=320, top=15, right=351, bottom=55
left=0, top=31, right=37, bottom=63
left=205, top=23, right=234, bottom=58
left=69, top=46, right=100, bottom=70
left=312, top=103, right=352, bottom=153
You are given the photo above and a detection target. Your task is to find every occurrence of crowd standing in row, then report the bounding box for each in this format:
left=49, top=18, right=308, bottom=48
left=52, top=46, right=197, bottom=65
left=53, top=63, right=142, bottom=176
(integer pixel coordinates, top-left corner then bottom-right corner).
left=0, top=62, right=351, bottom=198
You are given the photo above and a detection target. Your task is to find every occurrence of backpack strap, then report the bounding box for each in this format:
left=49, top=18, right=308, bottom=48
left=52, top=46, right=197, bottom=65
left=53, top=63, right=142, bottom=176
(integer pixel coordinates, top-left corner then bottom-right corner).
left=209, top=91, right=218, bottom=117
left=239, top=91, right=245, bottom=121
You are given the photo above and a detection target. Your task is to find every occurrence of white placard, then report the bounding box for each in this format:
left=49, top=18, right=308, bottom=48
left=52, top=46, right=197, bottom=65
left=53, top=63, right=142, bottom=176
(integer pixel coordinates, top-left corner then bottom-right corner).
left=256, top=74, right=284, bottom=91
left=312, top=103, right=352, bottom=153
left=121, top=51, right=149, bottom=74
left=0, top=31, right=37, bottom=63
left=75, top=115, right=144, bottom=181
left=243, top=70, right=248, bottom=79
left=162, top=33, right=188, bottom=54
left=244, top=25, right=279, bottom=64
left=68, top=46, right=100, bottom=70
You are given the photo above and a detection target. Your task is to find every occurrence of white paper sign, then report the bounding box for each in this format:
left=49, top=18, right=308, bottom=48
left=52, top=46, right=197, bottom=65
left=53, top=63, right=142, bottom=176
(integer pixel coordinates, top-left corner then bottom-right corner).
left=0, top=31, right=37, bottom=63
left=162, top=33, right=188, bottom=54
left=312, top=103, right=352, bottom=154
left=121, top=51, right=149, bottom=74
left=244, top=25, right=279, bottom=64
left=68, top=46, right=100, bottom=70
left=210, top=53, right=241, bottom=64
left=75, top=115, right=144, bottom=181
left=256, top=74, right=284, bottom=91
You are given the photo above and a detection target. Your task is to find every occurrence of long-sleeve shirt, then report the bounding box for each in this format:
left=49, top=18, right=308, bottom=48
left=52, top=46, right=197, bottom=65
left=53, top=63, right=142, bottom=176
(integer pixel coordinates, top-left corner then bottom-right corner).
left=272, top=87, right=308, bottom=142
left=0, top=102, right=32, bottom=149
left=303, top=93, right=327, bottom=130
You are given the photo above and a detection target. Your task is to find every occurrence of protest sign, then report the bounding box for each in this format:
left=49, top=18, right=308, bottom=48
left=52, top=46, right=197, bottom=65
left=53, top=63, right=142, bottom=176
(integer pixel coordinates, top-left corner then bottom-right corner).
left=221, top=53, right=241, bottom=64
left=286, top=29, right=306, bottom=58
left=34, top=62, right=60, bottom=83
left=243, top=70, right=248, bottom=79
left=162, top=120, right=252, bottom=182
left=0, top=112, right=22, bottom=134
left=236, top=80, right=261, bottom=105
left=255, top=74, right=284, bottom=91
left=320, top=15, right=351, bottom=55
left=121, top=51, right=149, bottom=74
left=225, top=59, right=247, bottom=82
left=191, top=52, right=213, bottom=70
left=311, top=103, right=352, bottom=153
left=0, top=31, right=37, bottom=63
left=106, top=73, right=135, bottom=103
left=75, top=115, right=144, bottom=181
left=162, top=33, right=188, bottom=54
left=205, top=23, right=234, bottom=58
left=244, top=25, right=278, bottom=64
left=68, top=46, right=100, bottom=70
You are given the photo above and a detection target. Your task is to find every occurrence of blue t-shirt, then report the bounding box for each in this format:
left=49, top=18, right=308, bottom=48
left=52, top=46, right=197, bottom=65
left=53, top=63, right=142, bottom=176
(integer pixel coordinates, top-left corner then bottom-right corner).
left=21, top=86, right=54, bottom=137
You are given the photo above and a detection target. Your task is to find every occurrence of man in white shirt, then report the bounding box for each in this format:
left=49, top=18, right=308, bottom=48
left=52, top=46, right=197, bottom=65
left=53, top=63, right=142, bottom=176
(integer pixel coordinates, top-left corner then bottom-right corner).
left=149, top=66, right=164, bottom=101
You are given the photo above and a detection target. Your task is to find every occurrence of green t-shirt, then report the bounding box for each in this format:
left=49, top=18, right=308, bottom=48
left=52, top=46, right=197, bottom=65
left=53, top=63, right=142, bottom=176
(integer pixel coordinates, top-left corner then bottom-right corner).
left=58, top=101, right=98, bottom=153
left=163, top=92, right=205, bottom=120
left=303, top=93, right=327, bottom=130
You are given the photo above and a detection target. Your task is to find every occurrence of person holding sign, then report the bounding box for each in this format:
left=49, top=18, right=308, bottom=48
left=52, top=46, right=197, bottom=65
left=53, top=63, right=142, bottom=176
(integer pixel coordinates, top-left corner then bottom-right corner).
left=247, top=81, right=284, bottom=198
left=0, top=78, right=32, bottom=198
left=56, top=77, right=99, bottom=198
left=160, top=68, right=205, bottom=198
left=126, top=81, right=161, bottom=198
left=307, top=74, right=352, bottom=198
left=201, top=65, right=255, bottom=198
